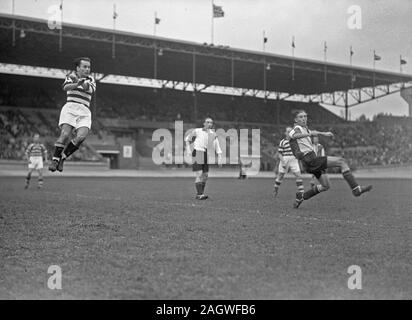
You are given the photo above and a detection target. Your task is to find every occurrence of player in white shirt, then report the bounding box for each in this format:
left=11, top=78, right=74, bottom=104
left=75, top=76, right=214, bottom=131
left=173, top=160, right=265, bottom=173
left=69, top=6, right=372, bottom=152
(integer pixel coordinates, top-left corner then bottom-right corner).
left=185, top=117, right=223, bottom=200
left=273, top=127, right=304, bottom=197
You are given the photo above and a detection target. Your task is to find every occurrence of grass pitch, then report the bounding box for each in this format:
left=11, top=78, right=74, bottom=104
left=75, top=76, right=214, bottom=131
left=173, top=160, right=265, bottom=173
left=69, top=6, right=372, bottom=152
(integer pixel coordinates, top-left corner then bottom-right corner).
left=0, top=177, right=411, bottom=299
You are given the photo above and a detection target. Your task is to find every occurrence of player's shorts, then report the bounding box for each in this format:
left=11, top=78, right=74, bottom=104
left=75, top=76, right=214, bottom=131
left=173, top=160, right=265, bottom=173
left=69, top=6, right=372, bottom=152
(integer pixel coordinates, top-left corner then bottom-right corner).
left=278, top=156, right=301, bottom=174
left=192, top=149, right=209, bottom=173
left=301, top=151, right=327, bottom=179
left=59, top=102, right=92, bottom=130
left=28, top=156, right=43, bottom=170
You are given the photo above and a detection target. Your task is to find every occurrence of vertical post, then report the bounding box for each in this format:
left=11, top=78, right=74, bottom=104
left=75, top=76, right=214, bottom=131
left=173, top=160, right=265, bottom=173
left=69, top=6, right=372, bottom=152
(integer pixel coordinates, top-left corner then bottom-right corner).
left=373, top=50, right=376, bottom=98
left=211, top=0, right=214, bottom=44
left=345, top=91, right=349, bottom=121
left=263, top=58, right=267, bottom=100
left=291, top=36, right=295, bottom=81
left=12, top=0, right=15, bottom=46
left=323, top=41, right=327, bottom=84
left=154, top=11, right=157, bottom=37
left=263, top=30, right=266, bottom=52
left=59, top=0, right=63, bottom=52
left=193, top=51, right=197, bottom=122
left=276, top=98, right=280, bottom=126
left=400, top=55, right=403, bottom=74
left=231, top=52, right=234, bottom=98
left=112, top=4, right=116, bottom=59
left=153, top=40, right=157, bottom=79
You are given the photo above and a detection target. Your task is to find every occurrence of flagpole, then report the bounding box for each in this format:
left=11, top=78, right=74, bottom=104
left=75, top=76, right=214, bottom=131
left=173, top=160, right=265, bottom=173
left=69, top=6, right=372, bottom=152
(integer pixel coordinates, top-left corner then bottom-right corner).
left=12, top=0, right=15, bottom=46
left=263, top=30, right=266, bottom=52
left=153, top=13, right=157, bottom=80
left=350, top=46, right=354, bottom=89
left=291, top=36, right=295, bottom=81
left=59, top=0, right=63, bottom=52
left=400, top=55, right=403, bottom=74
left=154, top=11, right=157, bottom=37
left=112, top=3, right=116, bottom=59
left=373, top=50, right=376, bottom=97
left=324, top=41, right=327, bottom=84
left=211, top=0, right=214, bottom=44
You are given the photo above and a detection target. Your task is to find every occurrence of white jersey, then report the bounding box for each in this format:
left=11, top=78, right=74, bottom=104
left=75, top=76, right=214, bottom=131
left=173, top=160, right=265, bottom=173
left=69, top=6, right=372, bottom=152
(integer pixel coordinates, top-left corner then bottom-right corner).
left=185, top=128, right=222, bottom=154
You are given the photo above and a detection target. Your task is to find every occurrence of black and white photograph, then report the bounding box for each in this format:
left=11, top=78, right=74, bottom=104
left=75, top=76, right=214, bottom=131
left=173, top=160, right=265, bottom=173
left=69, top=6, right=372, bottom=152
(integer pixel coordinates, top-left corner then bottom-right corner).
left=0, top=0, right=411, bottom=303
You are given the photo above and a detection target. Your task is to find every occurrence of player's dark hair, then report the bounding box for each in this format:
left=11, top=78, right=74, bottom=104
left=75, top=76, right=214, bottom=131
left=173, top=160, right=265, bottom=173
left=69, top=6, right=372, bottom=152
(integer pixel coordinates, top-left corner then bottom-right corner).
left=74, top=57, right=91, bottom=68
left=293, top=109, right=307, bottom=119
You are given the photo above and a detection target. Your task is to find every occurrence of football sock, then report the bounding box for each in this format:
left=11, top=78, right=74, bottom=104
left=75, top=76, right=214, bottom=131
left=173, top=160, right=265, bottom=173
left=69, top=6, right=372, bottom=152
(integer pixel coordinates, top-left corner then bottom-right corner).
left=26, top=172, right=32, bottom=181
left=195, top=182, right=203, bottom=195
left=38, top=177, right=43, bottom=188
left=296, top=178, right=304, bottom=193
left=62, top=140, right=79, bottom=159
left=303, top=185, right=322, bottom=200
left=342, top=170, right=359, bottom=190
left=52, top=143, right=65, bottom=161
left=201, top=182, right=206, bottom=194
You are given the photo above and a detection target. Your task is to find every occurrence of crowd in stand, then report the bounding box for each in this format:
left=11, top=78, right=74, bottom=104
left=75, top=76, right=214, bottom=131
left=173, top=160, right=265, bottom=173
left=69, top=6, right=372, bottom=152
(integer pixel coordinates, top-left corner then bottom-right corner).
left=263, top=121, right=412, bottom=170
left=1, top=75, right=411, bottom=169
left=0, top=109, right=100, bottom=161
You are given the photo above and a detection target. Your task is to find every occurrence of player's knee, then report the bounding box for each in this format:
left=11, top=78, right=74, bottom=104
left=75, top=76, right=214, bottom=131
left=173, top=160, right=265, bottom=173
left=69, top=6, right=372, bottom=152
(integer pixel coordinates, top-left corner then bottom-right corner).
left=338, top=158, right=349, bottom=171
left=202, top=172, right=208, bottom=181
left=293, top=172, right=301, bottom=179
left=73, top=134, right=87, bottom=146
left=60, top=130, right=71, bottom=142
left=320, top=183, right=330, bottom=192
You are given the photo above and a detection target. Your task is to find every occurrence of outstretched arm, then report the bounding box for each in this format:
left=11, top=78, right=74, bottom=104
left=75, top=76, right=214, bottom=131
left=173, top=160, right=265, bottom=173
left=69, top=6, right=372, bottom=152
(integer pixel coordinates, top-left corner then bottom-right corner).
left=290, top=128, right=333, bottom=139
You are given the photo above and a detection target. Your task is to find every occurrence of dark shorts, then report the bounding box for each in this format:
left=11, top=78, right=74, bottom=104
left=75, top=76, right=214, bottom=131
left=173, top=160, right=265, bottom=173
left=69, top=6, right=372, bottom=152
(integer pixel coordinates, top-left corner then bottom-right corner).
left=192, top=149, right=209, bottom=173
left=301, top=151, right=327, bottom=179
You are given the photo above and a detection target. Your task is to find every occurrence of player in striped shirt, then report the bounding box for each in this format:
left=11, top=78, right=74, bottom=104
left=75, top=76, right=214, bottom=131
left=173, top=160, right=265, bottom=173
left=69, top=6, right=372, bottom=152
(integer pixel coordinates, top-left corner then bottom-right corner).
left=289, top=110, right=372, bottom=208
left=273, top=127, right=304, bottom=197
left=185, top=117, right=223, bottom=200
left=49, top=57, right=96, bottom=172
left=24, top=133, right=47, bottom=189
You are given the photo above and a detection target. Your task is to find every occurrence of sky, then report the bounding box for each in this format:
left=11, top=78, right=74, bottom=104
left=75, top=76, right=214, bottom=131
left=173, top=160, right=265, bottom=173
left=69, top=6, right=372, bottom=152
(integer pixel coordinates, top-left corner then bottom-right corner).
left=1, top=0, right=412, bottom=119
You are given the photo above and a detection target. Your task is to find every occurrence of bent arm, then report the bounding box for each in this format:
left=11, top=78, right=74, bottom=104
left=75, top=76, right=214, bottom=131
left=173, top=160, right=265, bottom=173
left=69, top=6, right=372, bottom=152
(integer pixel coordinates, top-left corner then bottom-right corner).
left=214, top=137, right=222, bottom=155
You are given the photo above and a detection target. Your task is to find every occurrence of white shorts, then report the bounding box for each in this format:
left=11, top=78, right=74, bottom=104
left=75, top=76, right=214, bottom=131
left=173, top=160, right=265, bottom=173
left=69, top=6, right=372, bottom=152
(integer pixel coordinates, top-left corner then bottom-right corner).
left=59, top=102, right=92, bottom=130
left=278, top=156, right=301, bottom=174
left=28, top=156, right=43, bottom=170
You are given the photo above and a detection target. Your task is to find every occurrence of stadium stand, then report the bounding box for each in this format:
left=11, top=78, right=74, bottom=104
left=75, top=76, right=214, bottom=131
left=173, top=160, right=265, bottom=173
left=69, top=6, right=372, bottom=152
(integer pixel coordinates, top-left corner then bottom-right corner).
left=1, top=74, right=411, bottom=170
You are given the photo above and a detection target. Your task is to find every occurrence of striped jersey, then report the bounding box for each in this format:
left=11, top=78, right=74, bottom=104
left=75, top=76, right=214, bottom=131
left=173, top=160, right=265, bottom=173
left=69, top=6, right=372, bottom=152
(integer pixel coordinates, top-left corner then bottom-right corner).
left=278, top=139, right=294, bottom=156
left=26, top=143, right=47, bottom=158
left=288, top=125, right=315, bottom=159
left=63, top=73, right=96, bottom=108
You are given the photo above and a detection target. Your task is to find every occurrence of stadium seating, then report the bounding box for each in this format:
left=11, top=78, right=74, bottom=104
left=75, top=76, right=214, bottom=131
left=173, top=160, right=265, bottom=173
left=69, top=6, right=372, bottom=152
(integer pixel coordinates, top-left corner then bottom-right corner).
left=1, top=74, right=412, bottom=169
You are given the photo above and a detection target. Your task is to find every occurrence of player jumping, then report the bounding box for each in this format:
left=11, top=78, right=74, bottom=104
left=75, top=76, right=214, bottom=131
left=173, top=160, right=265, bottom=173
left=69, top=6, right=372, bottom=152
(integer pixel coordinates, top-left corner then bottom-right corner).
left=25, top=133, right=47, bottom=189
left=289, top=110, right=372, bottom=208
left=273, top=127, right=304, bottom=197
left=185, top=117, right=223, bottom=200
left=49, top=57, right=96, bottom=172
